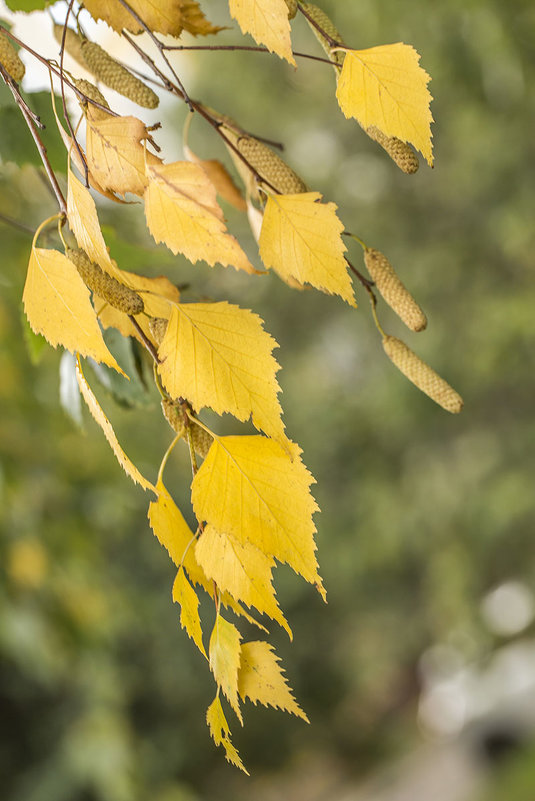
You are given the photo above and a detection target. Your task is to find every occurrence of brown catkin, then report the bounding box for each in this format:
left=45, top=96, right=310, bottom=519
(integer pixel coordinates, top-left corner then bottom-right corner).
left=161, top=399, right=213, bottom=457
left=382, top=336, right=463, bottom=414
left=284, top=0, right=298, bottom=19
left=191, top=425, right=213, bottom=459
left=80, top=41, right=159, bottom=109
left=364, top=248, right=427, bottom=332
left=161, top=398, right=186, bottom=437
left=0, top=32, right=25, bottom=82
left=66, top=248, right=144, bottom=315
left=149, top=317, right=168, bottom=346
left=73, top=78, right=110, bottom=111
left=301, top=3, right=345, bottom=70
left=366, top=126, right=419, bottom=175
left=54, top=25, right=85, bottom=67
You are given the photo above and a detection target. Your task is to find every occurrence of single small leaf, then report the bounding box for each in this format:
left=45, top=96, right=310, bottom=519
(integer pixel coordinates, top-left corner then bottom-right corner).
left=22, top=246, right=123, bottom=373
left=172, top=567, right=207, bottom=658
left=335, top=43, right=434, bottom=165
left=192, top=436, right=325, bottom=596
left=184, top=145, right=246, bottom=211
left=158, top=302, right=288, bottom=447
left=67, top=164, right=116, bottom=273
left=259, top=192, right=356, bottom=305
left=229, top=0, right=296, bottom=66
left=209, top=615, right=242, bottom=720
left=238, top=641, right=308, bottom=721
left=144, top=161, right=254, bottom=273
left=206, top=695, right=248, bottom=774
left=83, top=0, right=221, bottom=36
left=86, top=109, right=160, bottom=196
left=76, top=358, right=156, bottom=492
left=196, top=525, right=292, bottom=638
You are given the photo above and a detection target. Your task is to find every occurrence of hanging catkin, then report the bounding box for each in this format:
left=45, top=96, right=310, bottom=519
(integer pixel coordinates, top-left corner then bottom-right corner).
left=54, top=25, right=85, bottom=67
left=73, top=78, right=110, bottom=111
left=301, top=3, right=345, bottom=71
left=382, top=336, right=463, bottom=413
left=161, top=399, right=214, bottom=458
left=366, top=127, right=419, bottom=175
left=364, top=248, right=427, bottom=332
left=0, top=32, right=25, bottom=82
left=66, top=248, right=144, bottom=315
left=80, top=40, right=159, bottom=109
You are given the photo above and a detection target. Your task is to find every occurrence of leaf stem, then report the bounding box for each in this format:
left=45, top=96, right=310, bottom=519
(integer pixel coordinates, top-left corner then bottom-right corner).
left=129, top=315, right=160, bottom=364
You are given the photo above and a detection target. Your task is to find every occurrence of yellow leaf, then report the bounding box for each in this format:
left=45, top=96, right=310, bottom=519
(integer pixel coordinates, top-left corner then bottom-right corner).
left=86, top=110, right=159, bottom=197
left=148, top=479, right=266, bottom=631
left=76, top=358, right=156, bottom=492
left=192, top=435, right=325, bottom=597
left=206, top=695, right=248, bottom=773
left=259, top=192, right=356, bottom=306
left=83, top=0, right=221, bottom=36
left=196, top=525, right=292, bottom=638
left=172, top=567, right=207, bottom=658
left=144, top=161, right=254, bottom=273
left=22, top=246, right=123, bottom=373
left=335, top=43, right=434, bottom=165
left=67, top=164, right=116, bottom=274
left=229, top=0, right=296, bottom=66
left=157, top=302, right=288, bottom=447
left=238, top=641, right=308, bottom=721
left=184, top=145, right=246, bottom=211
left=209, top=615, right=242, bottom=721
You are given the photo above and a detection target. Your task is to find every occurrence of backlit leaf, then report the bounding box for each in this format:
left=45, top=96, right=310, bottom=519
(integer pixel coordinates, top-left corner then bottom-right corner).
left=196, top=525, right=292, bottom=638
left=83, top=0, right=221, bottom=36
left=22, top=246, right=123, bottom=373
left=184, top=144, right=246, bottom=211
left=76, top=358, right=156, bottom=492
left=67, top=164, right=116, bottom=274
left=144, top=161, right=254, bottom=273
left=259, top=192, right=356, bottom=305
left=157, top=302, right=288, bottom=447
left=209, top=615, right=242, bottom=720
left=335, top=43, right=434, bottom=165
left=172, top=568, right=207, bottom=657
left=229, top=0, right=296, bottom=66
left=206, top=695, right=248, bottom=773
left=238, top=641, right=308, bottom=721
left=192, top=435, right=325, bottom=596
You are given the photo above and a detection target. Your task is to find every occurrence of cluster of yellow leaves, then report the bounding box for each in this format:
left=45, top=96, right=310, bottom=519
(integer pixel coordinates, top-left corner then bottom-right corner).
left=19, top=0, right=442, bottom=773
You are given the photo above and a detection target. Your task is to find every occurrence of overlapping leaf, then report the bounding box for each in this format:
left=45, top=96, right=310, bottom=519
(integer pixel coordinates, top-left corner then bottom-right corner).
left=83, top=0, right=221, bottom=36
left=229, top=0, right=295, bottom=66
left=238, top=641, right=308, bottom=720
left=209, top=615, right=242, bottom=720
left=76, top=358, right=155, bottom=492
left=144, top=161, right=253, bottom=273
left=173, top=568, right=206, bottom=657
left=335, top=43, right=434, bottom=165
left=67, top=165, right=117, bottom=275
left=192, top=435, right=325, bottom=595
left=22, top=246, right=123, bottom=373
left=157, top=302, right=288, bottom=446
left=206, top=696, right=248, bottom=773
left=259, top=192, right=356, bottom=305
left=196, top=525, right=292, bottom=637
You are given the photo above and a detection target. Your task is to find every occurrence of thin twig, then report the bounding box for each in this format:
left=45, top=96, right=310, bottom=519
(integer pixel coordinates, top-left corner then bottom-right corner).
left=297, top=2, right=342, bottom=49
left=162, top=42, right=339, bottom=67
left=0, top=212, right=35, bottom=235
left=129, top=315, right=160, bottom=364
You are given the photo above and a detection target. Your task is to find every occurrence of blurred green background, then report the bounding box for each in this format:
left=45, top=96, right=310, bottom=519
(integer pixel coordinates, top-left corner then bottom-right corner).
left=1, top=0, right=535, bottom=799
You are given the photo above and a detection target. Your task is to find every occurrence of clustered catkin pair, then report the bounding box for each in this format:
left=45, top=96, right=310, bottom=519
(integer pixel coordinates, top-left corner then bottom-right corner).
left=54, top=24, right=158, bottom=109
left=161, top=398, right=214, bottom=459
left=0, top=32, right=25, bottom=82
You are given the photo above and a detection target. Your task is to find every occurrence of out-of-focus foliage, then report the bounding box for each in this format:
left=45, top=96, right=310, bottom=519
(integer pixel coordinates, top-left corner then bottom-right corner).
left=1, top=0, right=535, bottom=799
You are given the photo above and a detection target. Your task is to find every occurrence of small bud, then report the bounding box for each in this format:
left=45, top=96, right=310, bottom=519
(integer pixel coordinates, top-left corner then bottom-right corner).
left=382, top=336, right=463, bottom=413
left=364, top=248, right=427, bottom=332
left=80, top=41, right=159, bottom=109
left=66, top=248, right=144, bottom=315
left=0, top=32, right=25, bottom=83
left=366, top=127, right=419, bottom=175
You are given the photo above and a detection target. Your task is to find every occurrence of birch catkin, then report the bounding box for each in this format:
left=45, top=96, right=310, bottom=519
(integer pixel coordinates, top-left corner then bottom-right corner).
left=66, top=248, right=144, bottom=315
left=364, top=248, right=427, bottom=332
left=80, top=41, right=159, bottom=109
left=149, top=316, right=168, bottom=346
left=161, top=399, right=213, bottom=457
left=284, top=0, right=298, bottom=19
left=0, top=33, right=25, bottom=82
left=301, top=3, right=345, bottom=70
left=382, top=336, right=463, bottom=413
left=54, top=25, right=85, bottom=67
left=73, top=78, right=110, bottom=111
left=367, top=126, right=419, bottom=175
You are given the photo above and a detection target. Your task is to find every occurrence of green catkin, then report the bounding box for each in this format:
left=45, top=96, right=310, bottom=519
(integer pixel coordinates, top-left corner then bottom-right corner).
left=284, top=0, right=298, bottom=19
left=73, top=78, right=110, bottom=111
left=66, top=248, right=144, bottom=315
left=301, top=3, right=345, bottom=70
left=364, top=248, right=427, bottom=332
left=53, top=25, right=85, bottom=67
left=382, top=335, right=463, bottom=413
left=80, top=40, right=159, bottom=109
left=161, top=399, right=213, bottom=458
left=366, top=126, right=419, bottom=175
left=0, top=32, right=25, bottom=82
